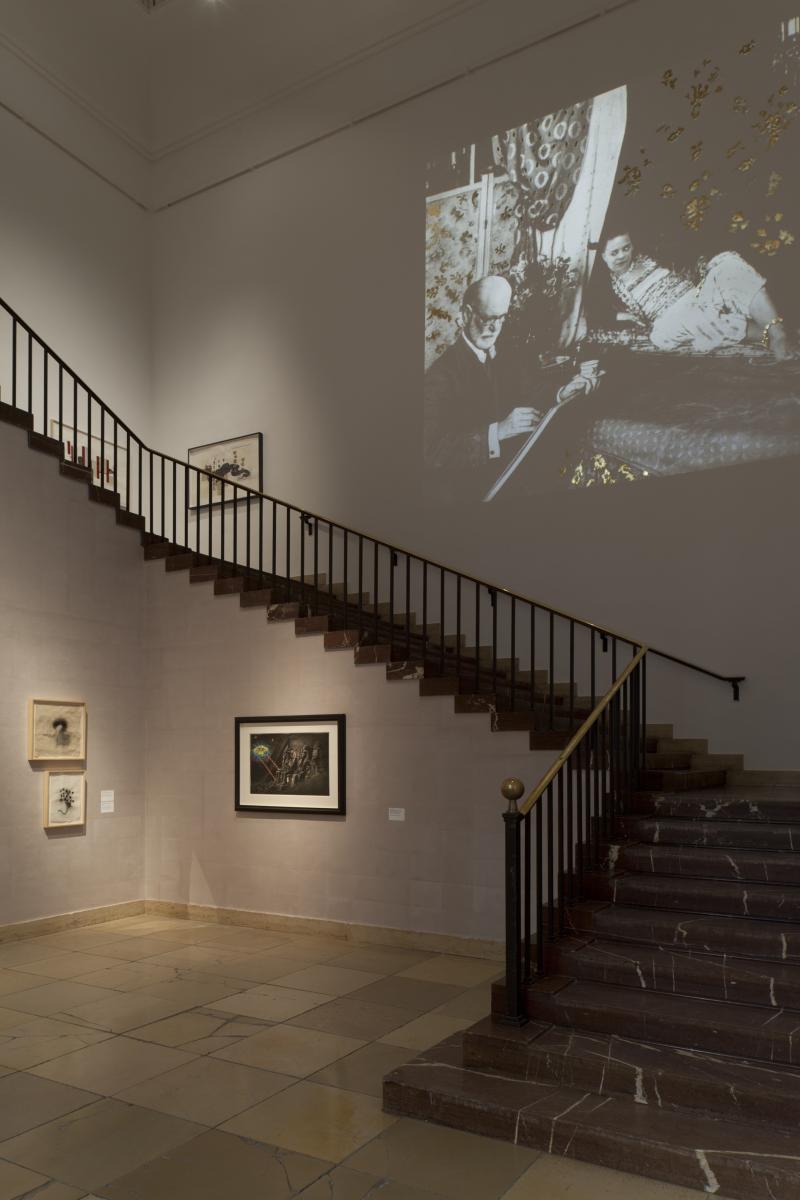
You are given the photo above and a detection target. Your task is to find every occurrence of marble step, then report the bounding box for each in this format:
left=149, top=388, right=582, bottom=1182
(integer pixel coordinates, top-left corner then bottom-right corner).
left=544, top=935, right=800, bottom=1008
left=525, top=976, right=800, bottom=1065
left=384, top=1040, right=800, bottom=1199
left=463, top=1017, right=800, bottom=1128
left=586, top=873, right=800, bottom=922
left=638, top=769, right=727, bottom=791
left=567, top=901, right=800, bottom=963
left=631, top=788, right=800, bottom=824
left=644, top=753, right=692, bottom=770
left=617, top=843, right=800, bottom=885
left=617, top=816, right=800, bottom=852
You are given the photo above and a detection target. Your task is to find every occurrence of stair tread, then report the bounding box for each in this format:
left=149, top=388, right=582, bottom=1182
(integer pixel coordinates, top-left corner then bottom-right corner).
left=386, top=1051, right=800, bottom=1194
left=618, top=842, right=800, bottom=883
left=618, top=815, right=800, bottom=851
left=549, top=935, right=800, bottom=1008
left=632, top=787, right=800, bottom=823
left=568, top=901, right=800, bottom=963
left=464, top=1017, right=800, bottom=1123
left=603, top=873, right=800, bottom=922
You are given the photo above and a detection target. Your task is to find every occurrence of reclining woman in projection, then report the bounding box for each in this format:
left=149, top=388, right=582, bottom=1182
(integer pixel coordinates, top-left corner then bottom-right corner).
left=597, top=231, right=791, bottom=359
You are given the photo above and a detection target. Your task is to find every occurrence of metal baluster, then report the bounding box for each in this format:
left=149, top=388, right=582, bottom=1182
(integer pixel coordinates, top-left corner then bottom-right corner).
left=11, top=318, right=17, bottom=409
left=184, top=466, right=189, bottom=551
left=172, top=460, right=177, bottom=546
left=523, top=814, right=531, bottom=984
left=491, top=589, right=498, bottom=696
left=548, top=612, right=555, bottom=731
left=456, top=576, right=462, bottom=680
left=510, top=597, right=516, bottom=712
left=271, top=501, right=277, bottom=579
left=568, top=621, right=575, bottom=731
left=404, top=554, right=410, bottom=658
left=43, top=348, right=49, bottom=432
left=439, top=569, right=445, bottom=676
left=566, top=744, right=575, bottom=904
left=547, top=783, right=555, bottom=942
left=233, top=486, right=238, bottom=566
left=530, top=604, right=536, bottom=712
left=357, top=535, right=364, bottom=636
left=27, top=332, right=32, bottom=414
left=474, top=582, right=480, bottom=692
left=535, top=798, right=544, bottom=976
left=344, top=530, right=350, bottom=632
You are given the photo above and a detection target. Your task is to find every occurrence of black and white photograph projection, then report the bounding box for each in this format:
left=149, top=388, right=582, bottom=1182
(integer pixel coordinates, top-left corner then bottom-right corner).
left=250, top=732, right=330, bottom=797
left=424, top=17, right=800, bottom=502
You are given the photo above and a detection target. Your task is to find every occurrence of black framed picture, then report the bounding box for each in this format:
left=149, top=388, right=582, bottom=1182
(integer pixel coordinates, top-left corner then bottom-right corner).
left=188, top=432, right=263, bottom=508
left=235, top=714, right=346, bottom=815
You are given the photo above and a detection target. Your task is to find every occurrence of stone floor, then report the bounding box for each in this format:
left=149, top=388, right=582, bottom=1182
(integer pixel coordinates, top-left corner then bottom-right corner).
left=0, top=914, right=732, bottom=1199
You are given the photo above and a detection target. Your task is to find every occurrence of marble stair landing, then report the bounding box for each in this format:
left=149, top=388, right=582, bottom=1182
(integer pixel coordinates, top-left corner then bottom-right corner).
left=385, top=784, right=800, bottom=1199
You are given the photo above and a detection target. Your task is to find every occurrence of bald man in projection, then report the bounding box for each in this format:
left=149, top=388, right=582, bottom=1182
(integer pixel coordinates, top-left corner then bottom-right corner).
left=424, top=275, right=593, bottom=500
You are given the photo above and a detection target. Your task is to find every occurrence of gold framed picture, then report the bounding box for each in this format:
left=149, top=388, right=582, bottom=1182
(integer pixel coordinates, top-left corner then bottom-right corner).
left=44, top=770, right=86, bottom=829
left=28, top=699, right=87, bottom=763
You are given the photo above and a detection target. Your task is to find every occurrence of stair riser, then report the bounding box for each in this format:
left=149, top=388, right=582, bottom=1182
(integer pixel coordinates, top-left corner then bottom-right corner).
left=639, top=770, right=727, bottom=791
left=568, top=906, right=800, bottom=964
left=631, top=794, right=800, bottom=823
left=527, top=989, right=800, bottom=1066
left=617, top=817, right=800, bottom=852
left=463, top=1028, right=800, bottom=1128
left=618, top=844, right=800, bottom=885
left=585, top=876, right=800, bottom=923
left=384, top=1071, right=800, bottom=1200
left=546, top=945, right=800, bottom=1010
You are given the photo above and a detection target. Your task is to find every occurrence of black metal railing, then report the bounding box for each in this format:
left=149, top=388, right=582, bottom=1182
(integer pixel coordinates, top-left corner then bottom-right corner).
left=0, top=297, right=744, bottom=737
left=500, top=648, right=647, bottom=1025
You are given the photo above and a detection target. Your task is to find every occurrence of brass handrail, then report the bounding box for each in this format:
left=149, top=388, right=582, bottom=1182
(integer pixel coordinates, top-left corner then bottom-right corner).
left=519, top=645, right=648, bottom=817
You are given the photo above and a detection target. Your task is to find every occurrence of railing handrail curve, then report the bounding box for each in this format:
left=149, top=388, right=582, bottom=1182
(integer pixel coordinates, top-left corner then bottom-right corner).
left=0, top=294, right=743, bottom=692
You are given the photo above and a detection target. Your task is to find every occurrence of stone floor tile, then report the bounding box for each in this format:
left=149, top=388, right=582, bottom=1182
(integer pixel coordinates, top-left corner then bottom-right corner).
left=0, top=982, right=121, bottom=1018
left=221, top=1080, right=396, bottom=1161
left=289, top=997, right=418, bottom=1041
left=128, top=1011, right=226, bottom=1047
left=503, top=1154, right=730, bottom=1199
left=298, top=1173, right=452, bottom=1200
left=179, top=1035, right=244, bottom=1055
left=0, top=1016, right=113, bottom=1070
left=0, top=942, right=74, bottom=968
left=270, top=965, right=383, bottom=997
left=430, top=984, right=493, bottom=1021
left=258, top=937, right=351, bottom=963
left=396, top=955, right=503, bottom=988
left=68, top=963, right=178, bottom=992
left=380, top=1013, right=474, bottom=1051
left=15, top=954, right=124, bottom=981
left=345, top=1118, right=537, bottom=1200
left=0, top=1098, right=204, bottom=1192
left=309, top=1042, right=416, bottom=1098
left=212, top=954, right=316, bottom=984
left=61, top=992, right=194, bottom=1034
left=214, top=1024, right=363, bottom=1077
left=326, top=947, right=434, bottom=975
left=132, top=977, right=242, bottom=1008
left=96, top=1127, right=329, bottom=1200
left=0, top=969, right=52, bottom=996
left=184, top=928, right=291, bottom=952
left=0, top=1157, right=50, bottom=1200
left=0, top=1071, right=99, bottom=1140
left=209, top=984, right=331, bottom=1022
left=116, top=1055, right=293, bottom=1125
left=0, top=1009, right=34, bottom=1034
left=140, top=946, right=249, bottom=972
left=30, top=1035, right=195, bottom=1095
left=345, top=976, right=464, bottom=1013
left=19, top=1184, right=87, bottom=1200
left=25, top=930, right=129, bottom=954
left=87, top=938, right=189, bottom=962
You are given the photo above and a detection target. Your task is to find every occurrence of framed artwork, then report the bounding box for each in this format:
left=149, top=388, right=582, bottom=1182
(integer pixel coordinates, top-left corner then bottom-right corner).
left=28, top=699, right=87, bottom=763
left=235, top=714, right=346, bottom=815
left=188, top=433, right=263, bottom=508
left=44, top=770, right=86, bottom=829
left=49, top=421, right=128, bottom=508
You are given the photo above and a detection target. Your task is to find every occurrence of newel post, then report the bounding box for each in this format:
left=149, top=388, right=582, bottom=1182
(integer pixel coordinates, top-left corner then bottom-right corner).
left=500, top=777, right=527, bottom=1026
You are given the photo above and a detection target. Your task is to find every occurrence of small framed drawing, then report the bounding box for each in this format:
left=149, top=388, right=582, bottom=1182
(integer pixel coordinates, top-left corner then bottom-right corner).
left=44, top=770, right=86, bottom=829
left=235, top=714, right=346, bottom=815
left=188, top=433, right=263, bottom=508
left=29, top=699, right=87, bottom=763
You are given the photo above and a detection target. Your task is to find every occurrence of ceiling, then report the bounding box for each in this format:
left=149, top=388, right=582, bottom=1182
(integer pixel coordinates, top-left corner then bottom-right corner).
left=0, top=0, right=632, bottom=205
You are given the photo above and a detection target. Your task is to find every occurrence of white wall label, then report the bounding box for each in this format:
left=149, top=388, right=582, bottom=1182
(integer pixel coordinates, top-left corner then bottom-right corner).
left=388, top=807, right=405, bottom=821
left=100, top=790, right=115, bottom=814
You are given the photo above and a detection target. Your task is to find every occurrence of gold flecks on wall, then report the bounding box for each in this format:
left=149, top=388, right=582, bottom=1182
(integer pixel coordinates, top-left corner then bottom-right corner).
left=738, top=157, right=756, bottom=172
left=726, top=139, right=746, bottom=158
left=660, top=183, right=677, bottom=198
left=732, top=95, right=749, bottom=114
left=767, top=171, right=783, bottom=196
left=729, top=211, right=750, bottom=232
left=691, top=141, right=703, bottom=160
left=617, top=164, right=643, bottom=195
left=749, top=213, right=795, bottom=255
left=752, top=100, right=798, bottom=148
left=662, top=69, right=678, bottom=88
left=739, top=39, right=756, bottom=54
left=682, top=195, right=711, bottom=231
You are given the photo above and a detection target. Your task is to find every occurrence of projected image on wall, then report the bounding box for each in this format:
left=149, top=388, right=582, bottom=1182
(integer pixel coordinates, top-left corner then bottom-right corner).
left=424, top=17, right=800, bottom=502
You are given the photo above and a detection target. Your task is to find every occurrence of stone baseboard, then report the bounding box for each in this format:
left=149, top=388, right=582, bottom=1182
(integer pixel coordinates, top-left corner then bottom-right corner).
left=145, top=899, right=503, bottom=961
left=0, top=899, right=146, bottom=944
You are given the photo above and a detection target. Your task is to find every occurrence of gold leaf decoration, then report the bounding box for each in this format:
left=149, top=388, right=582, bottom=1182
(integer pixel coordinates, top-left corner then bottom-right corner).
left=739, top=39, right=756, bottom=54
left=767, top=171, right=783, bottom=196
left=690, top=141, right=703, bottom=160
left=662, top=69, right=678, bottom=88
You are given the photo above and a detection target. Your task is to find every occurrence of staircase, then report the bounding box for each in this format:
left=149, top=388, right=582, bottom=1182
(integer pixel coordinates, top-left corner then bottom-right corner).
left=5, top=297, right=791, bottom=1199
left=386, top=771, right=800, bottom=1200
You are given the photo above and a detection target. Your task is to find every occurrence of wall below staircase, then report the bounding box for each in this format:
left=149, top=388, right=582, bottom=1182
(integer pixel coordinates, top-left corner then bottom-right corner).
left=0, top=426, right=147, bottom=925
left=142, top=564, right=545, bottom=944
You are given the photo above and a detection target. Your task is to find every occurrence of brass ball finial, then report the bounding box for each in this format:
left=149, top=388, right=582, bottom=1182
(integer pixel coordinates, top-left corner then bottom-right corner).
left=501, top=777, right=525, bottom=805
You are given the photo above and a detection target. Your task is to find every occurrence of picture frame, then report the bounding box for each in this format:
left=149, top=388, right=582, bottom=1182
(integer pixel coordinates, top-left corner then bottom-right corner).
left=43, top=770, right=86, bottom=829
left=49, top=421, right=128, bottom=508
left=28, top=699, right=87, bottom=763
left=235, top=714, right=346, bottom=815
left=188, top=432, right=263, bottom=508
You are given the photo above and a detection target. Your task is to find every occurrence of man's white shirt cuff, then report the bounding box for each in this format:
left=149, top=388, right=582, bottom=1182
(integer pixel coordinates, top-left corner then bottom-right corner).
left=488, top=422, right=500, bottom=458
